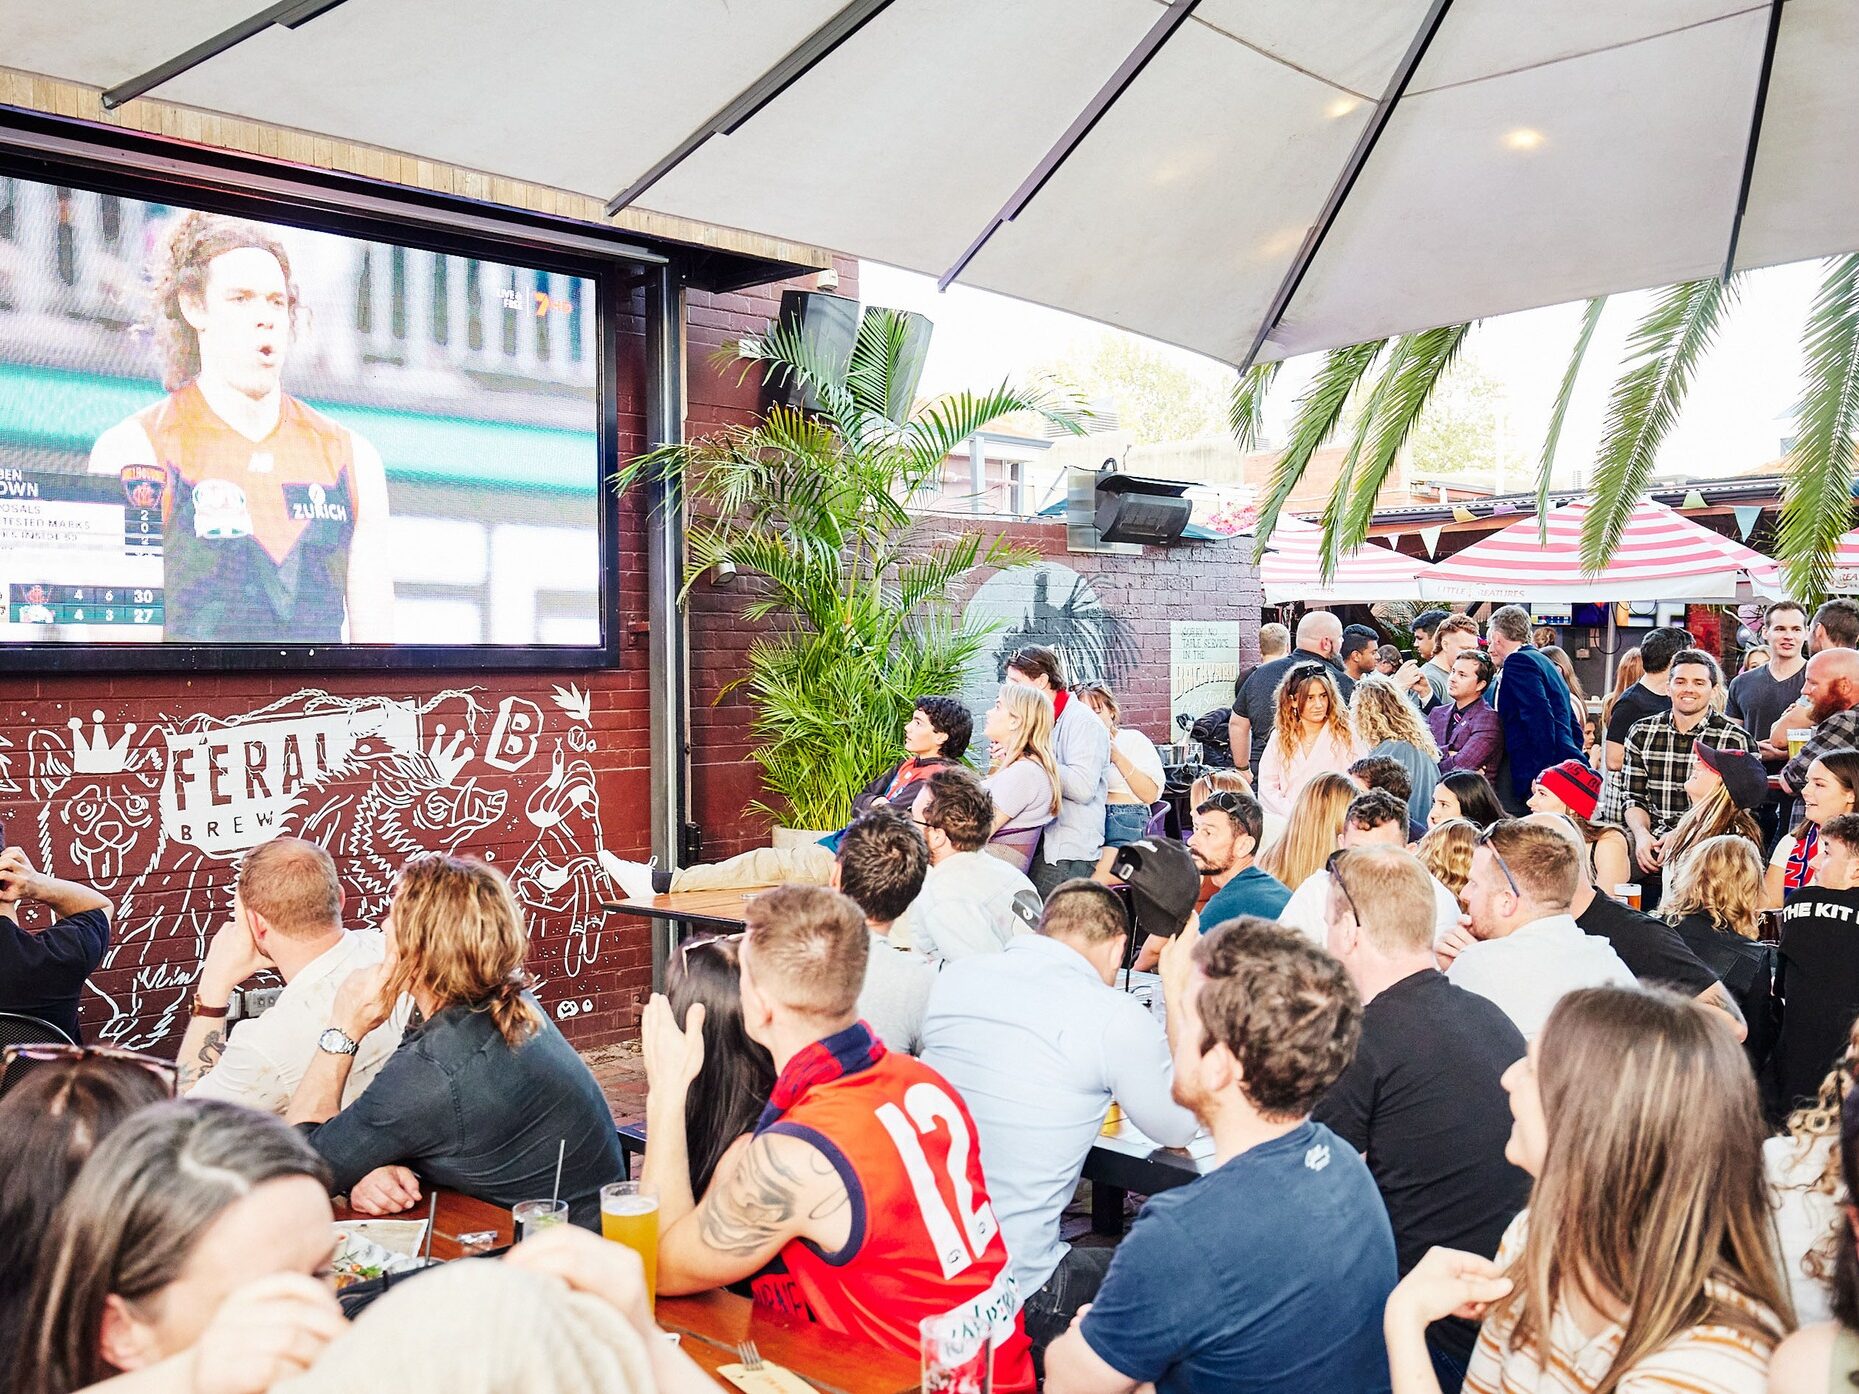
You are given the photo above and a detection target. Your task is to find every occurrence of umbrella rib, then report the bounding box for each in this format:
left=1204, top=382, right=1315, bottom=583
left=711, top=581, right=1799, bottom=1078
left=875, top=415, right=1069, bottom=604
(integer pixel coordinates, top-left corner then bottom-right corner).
left=100, top=0, right=348, bottom=109
left=1238, top=0, right=1458, bottom=372
left=936, top=0, right=1204, bottom=292
left=1721, top=0, right=1787, bottom=282
left=604, top=0, right=899, bottom=216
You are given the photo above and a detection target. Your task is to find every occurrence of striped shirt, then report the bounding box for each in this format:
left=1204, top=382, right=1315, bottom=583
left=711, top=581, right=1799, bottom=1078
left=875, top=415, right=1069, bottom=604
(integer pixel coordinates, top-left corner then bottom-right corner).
left=1464, top=1212, right=1778, bottom=1394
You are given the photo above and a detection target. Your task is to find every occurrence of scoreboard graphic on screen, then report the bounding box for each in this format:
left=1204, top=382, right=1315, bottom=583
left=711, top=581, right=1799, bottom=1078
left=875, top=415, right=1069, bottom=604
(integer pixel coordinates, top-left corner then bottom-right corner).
left=1, top=468, right=165, bottom=639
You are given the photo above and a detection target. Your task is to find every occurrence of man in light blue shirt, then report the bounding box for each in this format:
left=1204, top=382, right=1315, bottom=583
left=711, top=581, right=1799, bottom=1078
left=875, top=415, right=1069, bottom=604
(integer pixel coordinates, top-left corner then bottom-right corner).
left=1005, top=645, right=1110, bottom=897
left=921, top=879, right=1196, bottom=1359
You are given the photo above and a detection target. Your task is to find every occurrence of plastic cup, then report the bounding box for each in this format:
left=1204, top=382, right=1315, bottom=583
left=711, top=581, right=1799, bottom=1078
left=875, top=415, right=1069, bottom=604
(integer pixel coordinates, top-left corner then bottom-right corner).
left=921, top=1312, right=992, bottom=1394
left=1790, top=728, right=1814, bottom=759
left=600, top=1181, right=659, bottom=1312
left=514, top=1199, right=568, bottom=1239
left=1615, top=883, right=1643, bottom=911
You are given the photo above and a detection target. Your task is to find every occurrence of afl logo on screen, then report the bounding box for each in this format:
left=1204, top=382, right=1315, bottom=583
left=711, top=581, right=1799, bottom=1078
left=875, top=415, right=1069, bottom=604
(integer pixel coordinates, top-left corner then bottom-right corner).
left=191, top=479, right=254, bottom=539
left=288, top=482, right=351, bottom=524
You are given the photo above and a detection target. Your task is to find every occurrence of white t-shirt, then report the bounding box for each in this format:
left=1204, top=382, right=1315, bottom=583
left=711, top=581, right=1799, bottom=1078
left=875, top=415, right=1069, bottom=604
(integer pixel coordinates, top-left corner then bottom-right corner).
left=1765, top=1131, right=1837, bottom=1326
left=895, top=850, right=1043, bottom=961
left=1107, top=727, right=1165, bottom=802
left=1446, top=913, right=1636, bottom=1039
left=857, top=931, right=937, bottom=1056
left=188, top=930, right=411, bottom=1114
left=1278, top=867, right=1464, bottom=946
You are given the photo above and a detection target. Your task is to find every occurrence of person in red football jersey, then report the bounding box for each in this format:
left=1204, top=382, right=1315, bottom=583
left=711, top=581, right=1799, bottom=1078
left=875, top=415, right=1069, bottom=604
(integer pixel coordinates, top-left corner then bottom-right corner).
left=643, top=883, right=1032, bottom=1391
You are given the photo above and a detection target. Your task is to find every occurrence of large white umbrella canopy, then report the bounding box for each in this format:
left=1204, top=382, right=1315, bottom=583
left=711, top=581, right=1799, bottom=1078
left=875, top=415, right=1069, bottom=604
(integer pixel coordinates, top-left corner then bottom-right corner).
left=1257, top=513, right=1434, bottom=605
left=4, top=0, right=1854, bottom=367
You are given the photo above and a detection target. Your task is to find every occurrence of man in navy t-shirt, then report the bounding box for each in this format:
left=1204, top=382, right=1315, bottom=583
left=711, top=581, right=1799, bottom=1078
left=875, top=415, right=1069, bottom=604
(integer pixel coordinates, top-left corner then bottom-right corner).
left=0, top=847, right=112, bottom=1043
left=1043, top=917, right=1396, bottom=1394
left=1188, top=790, right=1290, bottom=928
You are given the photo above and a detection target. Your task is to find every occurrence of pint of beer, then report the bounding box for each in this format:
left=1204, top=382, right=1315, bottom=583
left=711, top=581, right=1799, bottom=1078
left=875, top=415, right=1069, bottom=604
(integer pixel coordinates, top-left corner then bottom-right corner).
left=1616, top=884, right=1643, bottom=911
left=601, top=1181, right=660, bottom=1311
left=1789, top=728, right=1814, bottom=760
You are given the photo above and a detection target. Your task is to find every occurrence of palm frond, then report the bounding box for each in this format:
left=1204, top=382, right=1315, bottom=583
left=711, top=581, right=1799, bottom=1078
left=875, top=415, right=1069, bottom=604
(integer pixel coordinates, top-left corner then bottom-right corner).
left=1228, top=360, right=1282, bottom=450
left=901, top=381, right=1087, bottom=480
left=1583, top=277, right=1740, bottom=571
left=1322, top=323, right=1472, bottom=579
left=1778, top=254, right=1859, bottom=603
left=1536, top=295, right=1607, bottom=537
left=1248, top=339, right=1387, bottom=562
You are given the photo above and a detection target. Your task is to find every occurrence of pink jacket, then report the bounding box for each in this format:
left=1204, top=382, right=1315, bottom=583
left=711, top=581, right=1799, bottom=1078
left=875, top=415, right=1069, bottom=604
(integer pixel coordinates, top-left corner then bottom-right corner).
left=1256, top=726, right=1362, bottom=817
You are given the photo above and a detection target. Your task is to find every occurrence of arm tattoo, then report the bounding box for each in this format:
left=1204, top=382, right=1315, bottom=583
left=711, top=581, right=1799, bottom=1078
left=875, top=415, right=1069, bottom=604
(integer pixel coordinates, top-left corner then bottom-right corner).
left=178, top=1027, right=227, bottom=1091
left=697, top=1134, right=843, bottom=1258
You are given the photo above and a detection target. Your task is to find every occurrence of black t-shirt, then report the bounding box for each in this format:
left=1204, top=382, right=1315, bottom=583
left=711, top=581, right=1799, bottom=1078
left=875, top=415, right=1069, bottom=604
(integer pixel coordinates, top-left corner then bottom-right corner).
left=1311, top=969, right=1530, bottom=1367
left=1772, top=886, right=1859, bottom=1111
left=1231, top=649, right=1356, bottom=771
left=0, top=908, right=110, bottom=1044
left=1727, top=662, right=1808, bottom=773
left=1669, top=911, right=1779, bottom=1071
left=1605, top=681, right=1671, bottom=746
left=1575, top=892, right=1718, bottom=994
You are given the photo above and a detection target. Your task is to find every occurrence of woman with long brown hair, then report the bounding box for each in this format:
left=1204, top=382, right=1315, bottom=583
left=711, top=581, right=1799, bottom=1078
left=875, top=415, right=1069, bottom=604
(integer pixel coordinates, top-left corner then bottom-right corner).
left=1415, top=818, right=1478, bottom=905
left=16, top=1099, right=342, bottom=1394
left=981, top=681, right=1062, bottom=871
left=1258, top=771, right=1357, bottom=893
left=1661, top=742, right=1766, bottom=874
left=1541, top=646, right=1592, bottom=748
left=1386, top=985, right=1791, bottom=1393
left=1256, top=663, right=1359, bottom=818
left=1352, top=674, right=1440, bottom=835
left=1767, top=750, right=1859, bottom=906
left=287, top=853, right=623, bottom=1228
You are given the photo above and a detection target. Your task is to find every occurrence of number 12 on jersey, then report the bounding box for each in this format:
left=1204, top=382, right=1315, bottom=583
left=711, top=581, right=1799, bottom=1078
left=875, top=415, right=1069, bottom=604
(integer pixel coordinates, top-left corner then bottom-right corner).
left=875, top=1083, right=1000, bottom=1281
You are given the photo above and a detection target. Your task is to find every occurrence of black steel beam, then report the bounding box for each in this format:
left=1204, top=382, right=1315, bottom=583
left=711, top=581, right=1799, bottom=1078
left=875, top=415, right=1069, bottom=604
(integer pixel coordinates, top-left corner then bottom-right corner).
left=101, top=0, right=349, bottom=109
left=1722, top=0, right=1787, bottom=282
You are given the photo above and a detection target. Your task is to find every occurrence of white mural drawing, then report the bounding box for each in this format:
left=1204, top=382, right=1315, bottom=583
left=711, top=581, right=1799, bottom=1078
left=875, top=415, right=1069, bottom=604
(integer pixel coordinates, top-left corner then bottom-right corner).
left=12, top=685, right=629, bottom=1049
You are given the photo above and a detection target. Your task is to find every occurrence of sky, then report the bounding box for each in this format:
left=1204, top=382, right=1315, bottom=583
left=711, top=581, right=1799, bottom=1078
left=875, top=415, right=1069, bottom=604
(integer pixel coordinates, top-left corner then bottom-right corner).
left=859, top=256, right=1826, bottom=488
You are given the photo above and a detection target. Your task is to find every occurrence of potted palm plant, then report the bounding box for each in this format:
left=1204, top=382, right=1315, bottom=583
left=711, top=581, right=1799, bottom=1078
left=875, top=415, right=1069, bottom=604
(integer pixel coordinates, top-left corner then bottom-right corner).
left=618, top=306, right=1083, bottom=838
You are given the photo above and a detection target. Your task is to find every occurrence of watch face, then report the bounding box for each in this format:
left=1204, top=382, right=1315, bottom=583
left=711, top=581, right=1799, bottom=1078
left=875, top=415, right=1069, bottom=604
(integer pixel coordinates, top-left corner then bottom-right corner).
left=318, top=1028, right=357, bottom=1055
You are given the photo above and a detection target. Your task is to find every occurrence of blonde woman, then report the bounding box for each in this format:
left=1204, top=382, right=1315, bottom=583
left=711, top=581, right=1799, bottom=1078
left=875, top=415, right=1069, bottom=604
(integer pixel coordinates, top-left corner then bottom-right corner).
left=1258, top=771, right=1357, bottom=894
left=288, top=854, right=624, bottom=1226
left=1386, top=986, right=1792, bottom=1394
left=1664, top=835, right=1778, bottom=1071
left=982, top=681, right=1061, bottom=871
left=1414, top=818, right=1477, bottom=906
left=1540, top=645, right=1591, bottom=747
left=1662, top=741, right=1766, bottom=873
left=1351, top=674, right=1440, bottom=835
left=1256, top=663, right=1359, bottom=817
left=1075, top=679, right=1165, bottom=873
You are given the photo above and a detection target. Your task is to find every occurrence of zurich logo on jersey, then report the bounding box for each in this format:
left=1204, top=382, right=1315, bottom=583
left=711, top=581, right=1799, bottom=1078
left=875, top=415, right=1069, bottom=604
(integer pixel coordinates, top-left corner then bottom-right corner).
left=285, top=481, right=352, bottom=525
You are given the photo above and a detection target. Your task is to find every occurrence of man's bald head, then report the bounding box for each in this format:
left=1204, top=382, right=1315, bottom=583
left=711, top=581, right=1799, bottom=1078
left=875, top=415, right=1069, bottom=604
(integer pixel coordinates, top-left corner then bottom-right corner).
left=1296, top=611, right=1343, bottom=656
left=1805, top=648, right=1859, bottom=722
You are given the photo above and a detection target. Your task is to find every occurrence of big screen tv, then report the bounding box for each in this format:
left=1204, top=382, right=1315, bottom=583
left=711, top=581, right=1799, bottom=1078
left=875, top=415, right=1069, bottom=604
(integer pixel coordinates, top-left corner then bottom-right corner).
left=0, top=165, right=623, bottom=670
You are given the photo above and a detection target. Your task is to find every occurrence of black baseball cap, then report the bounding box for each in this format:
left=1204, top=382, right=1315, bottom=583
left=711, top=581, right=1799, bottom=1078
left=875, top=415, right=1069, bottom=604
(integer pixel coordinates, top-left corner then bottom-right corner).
left=1109, top=838, right=1202, bottom=940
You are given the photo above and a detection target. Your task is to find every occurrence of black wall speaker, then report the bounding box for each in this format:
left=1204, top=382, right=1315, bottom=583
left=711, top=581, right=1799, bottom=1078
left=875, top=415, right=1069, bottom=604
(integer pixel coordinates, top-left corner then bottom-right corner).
left=763, top=290, right=859, bottom=415
left=1094, top=472, right=1193, bottom=546
left=868, top=306, right=934, bottom=425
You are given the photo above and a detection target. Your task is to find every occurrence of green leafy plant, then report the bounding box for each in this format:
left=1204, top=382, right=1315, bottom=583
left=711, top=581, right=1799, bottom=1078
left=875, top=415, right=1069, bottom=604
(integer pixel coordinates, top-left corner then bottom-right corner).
left=1232, top=256, right=1859, bottom=599
left=617, top=307, right=1084, bottom=830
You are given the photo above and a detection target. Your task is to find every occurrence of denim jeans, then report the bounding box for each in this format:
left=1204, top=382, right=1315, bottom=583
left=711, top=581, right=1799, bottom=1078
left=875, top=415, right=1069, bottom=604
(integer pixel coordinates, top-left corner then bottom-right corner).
left=1023, top=1244, right=1115, bottom=1372
left=1032, top=851, right=1097, bottom=899
left=1104, top=801, right=1150, bottom=848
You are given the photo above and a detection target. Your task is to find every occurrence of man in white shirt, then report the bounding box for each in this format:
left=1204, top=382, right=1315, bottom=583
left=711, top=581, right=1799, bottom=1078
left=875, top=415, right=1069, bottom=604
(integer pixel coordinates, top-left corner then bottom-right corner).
left=178, top=837, right=408, bottom=1111
left=921, top=879, right=1197, bottom=1361
left=833, top=807, right=937, bottom=1055
left=1436, top=818, right=1633, bottom=1038
left=896, top=767, right=1042, bottom=960
left=1278, top=791, right=1463, bottom=945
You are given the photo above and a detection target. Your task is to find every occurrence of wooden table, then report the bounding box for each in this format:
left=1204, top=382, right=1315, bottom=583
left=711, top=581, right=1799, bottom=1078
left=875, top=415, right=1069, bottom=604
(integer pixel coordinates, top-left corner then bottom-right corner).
left=336, top=1189, right=916, bottom=1394
left=603, top=889, right=765, bottom=933
left=1081, top=1117, right=1216, bottom=1235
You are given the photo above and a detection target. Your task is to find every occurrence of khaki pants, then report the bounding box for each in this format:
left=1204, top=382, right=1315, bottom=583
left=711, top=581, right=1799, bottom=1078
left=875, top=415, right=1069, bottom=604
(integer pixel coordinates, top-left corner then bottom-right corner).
left=668, top=844, right=836, bottom=893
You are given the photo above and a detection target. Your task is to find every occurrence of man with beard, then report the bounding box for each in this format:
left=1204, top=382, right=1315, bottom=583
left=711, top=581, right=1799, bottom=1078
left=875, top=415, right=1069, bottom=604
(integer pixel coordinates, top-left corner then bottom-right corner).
left=1042, top=919, right=1397, bottom=1394
left=1186, top=789, right=1289, bottom=927
left=1620, top=649, right=1749, bottom=885
left=90, top=211, right=393, bottom=643
left=1780, top=648, right=1859, bottom=811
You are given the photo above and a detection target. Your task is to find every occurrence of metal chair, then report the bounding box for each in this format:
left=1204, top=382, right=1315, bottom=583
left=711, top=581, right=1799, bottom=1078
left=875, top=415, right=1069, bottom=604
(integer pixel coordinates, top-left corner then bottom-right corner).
left=0, top=1011, right=75, bottom=1097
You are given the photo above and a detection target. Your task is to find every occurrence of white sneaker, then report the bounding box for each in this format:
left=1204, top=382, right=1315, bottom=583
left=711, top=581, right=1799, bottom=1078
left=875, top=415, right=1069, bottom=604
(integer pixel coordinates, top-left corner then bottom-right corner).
left=599, top=851, right=658, bottom=901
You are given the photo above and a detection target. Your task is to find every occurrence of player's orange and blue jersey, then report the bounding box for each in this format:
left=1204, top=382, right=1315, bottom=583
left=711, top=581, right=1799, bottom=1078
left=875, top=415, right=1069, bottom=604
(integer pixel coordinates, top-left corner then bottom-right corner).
left=752, top=1023, right=1034, bottom=1392
left=134, top=381, right=358, bottom=642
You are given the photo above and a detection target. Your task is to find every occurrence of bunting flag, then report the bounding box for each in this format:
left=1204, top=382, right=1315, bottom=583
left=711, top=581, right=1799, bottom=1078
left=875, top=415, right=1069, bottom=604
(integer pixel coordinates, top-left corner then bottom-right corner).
left=1681, top=488, right=1708, bottom=511
left=1451, top=505, right=1478, bottom=524
left=1733, top=506, right=1761, bottom=540
left=1419, top=526, right=1442, bottom=558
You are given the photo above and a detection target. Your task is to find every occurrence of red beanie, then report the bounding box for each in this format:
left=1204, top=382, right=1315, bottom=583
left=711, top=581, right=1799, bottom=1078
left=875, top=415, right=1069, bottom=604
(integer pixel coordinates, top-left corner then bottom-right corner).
left=1537, top=759, right=1602, bottom=820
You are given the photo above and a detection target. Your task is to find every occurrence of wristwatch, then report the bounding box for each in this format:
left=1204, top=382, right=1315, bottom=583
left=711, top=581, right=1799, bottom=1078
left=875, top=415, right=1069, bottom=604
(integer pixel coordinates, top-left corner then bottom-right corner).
left=316, top=1027, right=359, bottom=1057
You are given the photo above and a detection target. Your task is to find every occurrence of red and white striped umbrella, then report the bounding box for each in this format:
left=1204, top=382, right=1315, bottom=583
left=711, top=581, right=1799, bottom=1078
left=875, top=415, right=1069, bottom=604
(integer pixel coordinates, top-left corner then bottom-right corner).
left=1259, top=513, right=1433, bottom=604
left=1420, top=500, right=1769, bottom=603
left=1746, top=530, right=1859, bottom=599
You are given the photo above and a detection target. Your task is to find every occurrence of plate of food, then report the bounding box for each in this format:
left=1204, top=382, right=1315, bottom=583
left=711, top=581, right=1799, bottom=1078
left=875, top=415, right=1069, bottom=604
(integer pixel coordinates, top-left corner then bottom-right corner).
left=330, top=1223, right=431, bottom=1290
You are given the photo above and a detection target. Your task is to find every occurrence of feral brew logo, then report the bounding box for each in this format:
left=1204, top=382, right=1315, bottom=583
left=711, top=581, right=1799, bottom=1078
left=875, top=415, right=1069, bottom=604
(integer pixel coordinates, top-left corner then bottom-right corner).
left=119, top=465, right=168, bottom=511
left=285, top=481, right=351, bottom=525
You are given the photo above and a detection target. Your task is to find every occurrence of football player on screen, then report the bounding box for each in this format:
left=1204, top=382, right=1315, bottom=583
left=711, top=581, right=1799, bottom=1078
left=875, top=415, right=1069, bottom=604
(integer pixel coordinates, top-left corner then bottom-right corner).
left=88, top=211, right=393, bottom=643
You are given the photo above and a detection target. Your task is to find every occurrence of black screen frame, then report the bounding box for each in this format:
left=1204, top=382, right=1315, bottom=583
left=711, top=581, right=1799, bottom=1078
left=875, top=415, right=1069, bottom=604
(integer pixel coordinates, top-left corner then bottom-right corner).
left=0, top=123, right=638, bottom=675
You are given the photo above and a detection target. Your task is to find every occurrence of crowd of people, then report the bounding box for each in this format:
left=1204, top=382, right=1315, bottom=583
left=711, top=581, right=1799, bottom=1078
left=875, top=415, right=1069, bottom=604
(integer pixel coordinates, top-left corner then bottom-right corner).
left=10, top=605, right=1859, bottom=1393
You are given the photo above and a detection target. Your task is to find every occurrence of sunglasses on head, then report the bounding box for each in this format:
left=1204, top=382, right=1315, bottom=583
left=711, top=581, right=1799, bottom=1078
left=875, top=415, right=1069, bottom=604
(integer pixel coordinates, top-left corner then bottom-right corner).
left=0, top=1042, right=179, bottom=1098
left=1326, top=849, right=1361, bottom=923
left=1475, top=823, right=1524, bottom=899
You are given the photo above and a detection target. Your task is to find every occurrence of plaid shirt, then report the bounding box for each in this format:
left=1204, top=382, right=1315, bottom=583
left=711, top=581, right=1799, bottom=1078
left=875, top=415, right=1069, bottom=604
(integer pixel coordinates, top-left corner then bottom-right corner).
left=1621, top=708, right=1751, bottom=835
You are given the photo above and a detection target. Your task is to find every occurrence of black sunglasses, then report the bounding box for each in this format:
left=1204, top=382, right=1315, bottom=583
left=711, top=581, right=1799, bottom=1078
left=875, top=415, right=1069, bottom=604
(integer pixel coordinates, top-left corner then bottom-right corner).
left=1, top=1043, right=179, bottom=1098
left=1475, top=823, right=1524, bottom=899
left=1325, top=848, right=1361, bottom=923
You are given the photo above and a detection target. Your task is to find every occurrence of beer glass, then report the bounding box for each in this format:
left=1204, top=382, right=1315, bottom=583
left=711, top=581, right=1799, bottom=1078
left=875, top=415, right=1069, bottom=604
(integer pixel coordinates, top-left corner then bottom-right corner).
left=921, top=1311, right=991, bottom=1394
left=1790, top=728, right=1814, bottom=760
left=600, top=1181, right=660, bottom=1312
left=1615, top=883, right=1643, bottom=911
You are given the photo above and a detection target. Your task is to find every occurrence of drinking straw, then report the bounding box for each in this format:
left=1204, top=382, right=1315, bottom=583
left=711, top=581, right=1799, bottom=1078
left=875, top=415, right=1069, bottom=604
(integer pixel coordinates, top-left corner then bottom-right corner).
left=551, top=1139, right=566, bottom=1205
